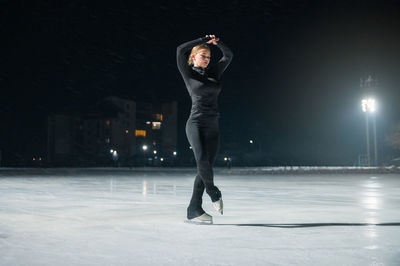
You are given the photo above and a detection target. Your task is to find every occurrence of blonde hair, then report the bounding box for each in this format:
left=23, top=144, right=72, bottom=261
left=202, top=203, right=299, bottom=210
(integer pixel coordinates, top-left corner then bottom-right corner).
left=188, top=44, right=210, bottom=65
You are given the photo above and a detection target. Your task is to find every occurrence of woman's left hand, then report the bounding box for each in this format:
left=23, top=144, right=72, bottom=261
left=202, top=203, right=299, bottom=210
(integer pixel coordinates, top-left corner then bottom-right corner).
left=206, top=34, right=220, bottom=45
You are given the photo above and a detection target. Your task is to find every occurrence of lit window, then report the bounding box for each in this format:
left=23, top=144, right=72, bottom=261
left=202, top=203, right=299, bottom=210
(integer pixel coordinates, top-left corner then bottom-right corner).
left=135, top=130, right=146, bottom=137
left=155, top=114, right=163, bottom=121
left=125, top=129, right=129, bottom=134
left=146, top=121, right=151, bottom=125
left=152, top=122, right=161, bottom=130
left=32, top=157, right=36, bottom=161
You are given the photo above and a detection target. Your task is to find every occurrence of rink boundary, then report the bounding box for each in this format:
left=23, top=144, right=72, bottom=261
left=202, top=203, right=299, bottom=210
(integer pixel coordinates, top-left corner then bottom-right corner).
left=1, top=166, right=400, bottom=176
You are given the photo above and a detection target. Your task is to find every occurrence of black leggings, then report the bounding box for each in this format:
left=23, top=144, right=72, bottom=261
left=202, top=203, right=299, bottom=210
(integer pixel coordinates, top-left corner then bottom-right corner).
left=185, top=116, right=222, bottom=218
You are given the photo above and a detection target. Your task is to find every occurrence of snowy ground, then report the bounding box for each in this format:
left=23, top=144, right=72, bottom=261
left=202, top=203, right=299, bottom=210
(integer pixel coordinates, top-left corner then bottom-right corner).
left=1, top=168, right=400, bottom=266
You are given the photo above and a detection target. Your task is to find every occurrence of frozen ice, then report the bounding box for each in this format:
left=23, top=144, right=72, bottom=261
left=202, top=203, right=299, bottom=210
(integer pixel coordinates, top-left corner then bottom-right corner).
left=1, top=168, right=400, bottom=265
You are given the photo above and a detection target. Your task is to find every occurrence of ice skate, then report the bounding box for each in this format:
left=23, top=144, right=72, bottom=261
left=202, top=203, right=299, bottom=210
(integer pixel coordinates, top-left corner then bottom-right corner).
left=213, top=198, right=223, bottom=215
left=185, top=212, right=213, bottom=225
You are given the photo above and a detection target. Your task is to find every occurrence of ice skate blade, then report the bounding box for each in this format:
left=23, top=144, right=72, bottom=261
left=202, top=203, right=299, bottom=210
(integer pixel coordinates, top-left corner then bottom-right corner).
left=185, top=219, right=213, bottom=225
left=213, top=198, right=223, bottom=215
left=185, top=213, right=213, bottom=225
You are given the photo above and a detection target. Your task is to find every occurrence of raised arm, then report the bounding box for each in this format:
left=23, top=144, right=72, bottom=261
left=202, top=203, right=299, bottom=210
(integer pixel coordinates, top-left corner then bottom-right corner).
left=176, top=36, right=211, bottom=77
left=211, top=40, right=233, bottom=79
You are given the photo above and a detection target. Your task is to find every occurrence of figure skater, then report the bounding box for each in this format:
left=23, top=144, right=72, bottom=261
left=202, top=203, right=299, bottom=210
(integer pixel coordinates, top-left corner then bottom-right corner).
left=176, top=34, right=233, bottom=223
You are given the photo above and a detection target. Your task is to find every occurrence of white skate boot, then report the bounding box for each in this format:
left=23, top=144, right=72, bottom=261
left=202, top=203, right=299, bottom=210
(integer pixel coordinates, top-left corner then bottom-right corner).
left=213, top=198, right=223, bottom=215
left=185, top=212, right=213, bottom=225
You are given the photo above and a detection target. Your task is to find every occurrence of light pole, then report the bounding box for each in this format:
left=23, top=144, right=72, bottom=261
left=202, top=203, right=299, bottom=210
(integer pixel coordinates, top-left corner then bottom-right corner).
left=110, top=150, right=118, bottom=167
left=361, top=98, right=377, bottom=166
left=142, top=144, right=149, bottom=166
left=372, top=112, right=378, bottom=166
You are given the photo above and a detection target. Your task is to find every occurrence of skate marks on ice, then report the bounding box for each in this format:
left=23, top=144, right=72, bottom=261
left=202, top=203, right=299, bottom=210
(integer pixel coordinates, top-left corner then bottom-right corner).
left=211, top=222, right=400, bottom=228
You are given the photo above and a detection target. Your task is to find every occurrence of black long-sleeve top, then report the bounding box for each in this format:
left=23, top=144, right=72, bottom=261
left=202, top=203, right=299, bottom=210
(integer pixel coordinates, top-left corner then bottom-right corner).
left=177, top=36, right=233, bottom=120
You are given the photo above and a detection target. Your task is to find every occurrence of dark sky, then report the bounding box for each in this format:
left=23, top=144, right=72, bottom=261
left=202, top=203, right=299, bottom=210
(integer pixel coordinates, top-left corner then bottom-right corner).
left=1, top=0, right=400, bottom=165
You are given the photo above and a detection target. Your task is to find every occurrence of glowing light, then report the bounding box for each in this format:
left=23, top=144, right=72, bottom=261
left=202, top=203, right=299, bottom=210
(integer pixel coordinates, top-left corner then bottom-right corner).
left=142, top=145, right=148, bottom=151
left=249, top=139, right=254, bottom=144
left=110, top=149, right=114, bottom=153
left=224, top=157, right=228, bottom=161
left=152, top=122, right=161, bottom=130
left=361, top=98, right=376, bottom=113
left=160, top=158, right=164, bottom=162
left=135, top=130, right=146, bottom=137
left=155, top=113, right=163, bottom=121
left=173, top=151, right=177, bottom=156
left=153, top=150, right=157, bottom=154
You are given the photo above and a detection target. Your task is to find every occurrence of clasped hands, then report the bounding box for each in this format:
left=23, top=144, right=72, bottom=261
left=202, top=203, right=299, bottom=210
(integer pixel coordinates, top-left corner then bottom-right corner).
left=206, top=34, right=220, bottom=45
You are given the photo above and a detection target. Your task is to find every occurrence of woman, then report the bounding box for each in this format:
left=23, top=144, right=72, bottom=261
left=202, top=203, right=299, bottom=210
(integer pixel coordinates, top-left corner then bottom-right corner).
left=176, top=34, right=233, bottom=224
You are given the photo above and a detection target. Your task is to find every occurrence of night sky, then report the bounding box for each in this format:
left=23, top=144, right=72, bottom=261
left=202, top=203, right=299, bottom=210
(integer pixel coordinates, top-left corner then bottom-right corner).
left=1, top=0, right=400, bottom=165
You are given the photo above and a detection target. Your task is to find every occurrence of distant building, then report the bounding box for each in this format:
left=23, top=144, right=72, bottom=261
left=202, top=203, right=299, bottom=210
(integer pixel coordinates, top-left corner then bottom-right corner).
left=135, top=101, right=178, bottom=166
left=46, top=96, right=177, bottom=166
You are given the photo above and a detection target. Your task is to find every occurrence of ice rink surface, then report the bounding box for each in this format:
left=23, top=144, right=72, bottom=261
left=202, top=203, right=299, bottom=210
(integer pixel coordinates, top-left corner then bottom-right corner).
left=1, top=168, right=400, bottom=266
